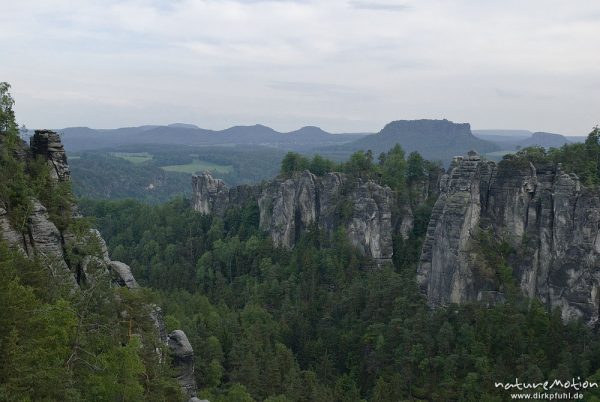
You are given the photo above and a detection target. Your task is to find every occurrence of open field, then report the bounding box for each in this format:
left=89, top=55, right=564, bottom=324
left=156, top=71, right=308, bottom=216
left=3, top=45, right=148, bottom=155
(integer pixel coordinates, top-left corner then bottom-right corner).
left=160, top=159, right=233, bottom=174
left=111, top=152, right=153, bottom=164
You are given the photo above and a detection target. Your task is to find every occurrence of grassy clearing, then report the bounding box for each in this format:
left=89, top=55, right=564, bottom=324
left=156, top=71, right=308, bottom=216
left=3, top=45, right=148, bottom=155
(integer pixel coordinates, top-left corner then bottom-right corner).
left=111, top=152, right=153, bottom=164
left=161, top=159, right=233, bottom=174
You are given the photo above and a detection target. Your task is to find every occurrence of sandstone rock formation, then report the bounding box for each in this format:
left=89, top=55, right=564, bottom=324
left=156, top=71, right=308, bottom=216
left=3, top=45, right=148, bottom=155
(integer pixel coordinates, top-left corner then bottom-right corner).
left=1, top=130, right=200, bottom=398
left=193, top=171, right=394, bottom=263
left=108, top=261, right=140, bottom=289
left=191, top=173, right=229, bottom=215
left=418, top=151, right=600, bottom=324
left=30, top=129, right=71, bottom=182
left=0, top=130, right=141, bottom=289
left=168, top=330, right=197, bottom=399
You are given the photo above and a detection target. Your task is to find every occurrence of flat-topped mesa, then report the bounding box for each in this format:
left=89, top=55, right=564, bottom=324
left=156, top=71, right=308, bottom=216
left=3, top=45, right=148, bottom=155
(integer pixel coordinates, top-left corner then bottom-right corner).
left=418, top=150, right=600, bottom=324
left=192, top=171, right=394, bottom=263
left=30, top=129, right=71, bottom=182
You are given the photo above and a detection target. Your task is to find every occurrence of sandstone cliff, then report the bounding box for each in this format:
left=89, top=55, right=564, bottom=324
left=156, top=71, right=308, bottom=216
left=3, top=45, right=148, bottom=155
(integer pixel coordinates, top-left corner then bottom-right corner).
left=193, top=171, right=395, bottom=263
left=418, top=151, right=600, bottom=324
left=0, top=130, right=199, bottom=401
left=0, top=130, right=138, bottom=289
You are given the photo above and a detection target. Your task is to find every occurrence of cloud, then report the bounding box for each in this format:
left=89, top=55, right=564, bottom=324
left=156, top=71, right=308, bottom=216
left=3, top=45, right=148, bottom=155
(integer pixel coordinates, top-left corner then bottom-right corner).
left=495, top=88, right=523, bottom=99
left=348, top=1, right=409, bottom=12
left=267, top=81, right=358, bottom=96
left=1, top=0, right=599, bottom=134
left=229, top=0, right=308, bottom=2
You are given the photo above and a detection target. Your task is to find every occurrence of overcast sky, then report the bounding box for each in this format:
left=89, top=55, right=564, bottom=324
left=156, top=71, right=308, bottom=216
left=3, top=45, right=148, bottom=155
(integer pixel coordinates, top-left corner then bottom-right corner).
left=1, top=0, right=599, bottom=135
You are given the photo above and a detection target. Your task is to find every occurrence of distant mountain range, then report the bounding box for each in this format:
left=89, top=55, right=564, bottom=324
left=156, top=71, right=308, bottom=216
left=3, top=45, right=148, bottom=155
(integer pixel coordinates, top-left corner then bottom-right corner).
left=48, top=121, right=584, bottom=165
left=54, top=124, right=368, bottom=152
left=473, top=129, right=583, bottom=150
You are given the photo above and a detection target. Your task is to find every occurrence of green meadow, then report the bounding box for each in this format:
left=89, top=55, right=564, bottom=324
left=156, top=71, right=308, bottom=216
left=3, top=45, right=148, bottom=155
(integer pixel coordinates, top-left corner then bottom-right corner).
left=160, top=159, right=233, bottom=174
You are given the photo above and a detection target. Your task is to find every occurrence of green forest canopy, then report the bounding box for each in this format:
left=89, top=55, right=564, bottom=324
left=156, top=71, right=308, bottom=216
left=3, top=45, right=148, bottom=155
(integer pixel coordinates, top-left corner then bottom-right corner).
left=4, top=79, right=600, bottom=400
left=83, top=127, right=600, bottom=401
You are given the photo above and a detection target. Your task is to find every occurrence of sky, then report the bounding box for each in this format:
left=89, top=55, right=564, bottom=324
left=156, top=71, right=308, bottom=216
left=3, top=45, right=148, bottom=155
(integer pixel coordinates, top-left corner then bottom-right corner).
left=1, top=0, right=599, bottom=135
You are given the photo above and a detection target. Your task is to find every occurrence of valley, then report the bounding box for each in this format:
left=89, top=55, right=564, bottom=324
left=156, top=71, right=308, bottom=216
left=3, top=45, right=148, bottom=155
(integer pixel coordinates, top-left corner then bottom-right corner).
left=3, top=1, right=597, bottom=400
left=2, top=78, right=600, bottom=400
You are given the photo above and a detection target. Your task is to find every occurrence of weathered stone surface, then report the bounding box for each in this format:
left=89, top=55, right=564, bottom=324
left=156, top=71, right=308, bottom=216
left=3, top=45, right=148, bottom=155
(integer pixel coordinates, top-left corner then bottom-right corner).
left=417, top=152, right=490, bottom=305
left=3, top=128, right=200, bottom=395
left=109, top=261, right=139, bottom=289
left=191, top=173, right=229, bottom=215
left=258, top=170, right=319, bottom=249
left=346, top=180, right=394, bottom=263
left=30, top=129, right=71, bottom=182
left=27, top=200, right=65, bottom=259
left=149, top=304, right=168, bottom=344
left=25, top=199, right=79, bottom=285
left=0, top=207, right=27, bottom=253
left=90, top=228, right=111, bottom=263
left=193, top=171, right=395, bottom=262
left=80, top=256, right=107, bottom=285
left=168, top=330, right=197, bottom=398
left=418, top=151, right=600, bottom=324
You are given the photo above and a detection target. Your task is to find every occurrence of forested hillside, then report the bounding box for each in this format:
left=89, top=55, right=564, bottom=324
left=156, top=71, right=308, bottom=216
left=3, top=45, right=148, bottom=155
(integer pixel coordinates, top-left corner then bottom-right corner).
left=5, top=75, right=600, bottom=400
left=0, top=82, right=185, bottom=401
left=69, top=144, right=285, bottom=203
left=82, top=138, right=600, bottom=401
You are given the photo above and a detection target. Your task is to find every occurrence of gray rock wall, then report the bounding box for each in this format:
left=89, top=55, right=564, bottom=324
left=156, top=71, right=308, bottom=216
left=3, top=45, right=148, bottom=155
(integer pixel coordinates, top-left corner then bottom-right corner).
left=168, top=330, right=198, bottom=399
left=418, top=151, right=600, bottom=324
left=193, top=171, right=394, bottom=262
left=0, top=130, right=139, bottom=289
left=1, top=130, right=200, bottom=398
left=30, top=129, right=71, bottom=182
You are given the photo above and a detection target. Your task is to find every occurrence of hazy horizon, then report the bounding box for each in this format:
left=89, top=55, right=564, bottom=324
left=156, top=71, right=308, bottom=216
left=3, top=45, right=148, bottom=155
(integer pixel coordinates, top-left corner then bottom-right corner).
left=2, top=0, right=599, bottom=136
left=31, top=121, right=587, bottom=137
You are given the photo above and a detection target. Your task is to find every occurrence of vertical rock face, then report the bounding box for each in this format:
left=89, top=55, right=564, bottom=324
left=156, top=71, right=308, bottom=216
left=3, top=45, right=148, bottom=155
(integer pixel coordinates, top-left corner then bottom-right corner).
left=0, top=207, right=24, bottom=251
left=191, top=173, right=229, bottom=215
left=417, top=152, right=492, bottom=305
left=346, top=180, right=394, bottom=263
left=30, top=129, right=71, bottom=182
left=258, top=170, right=319, bottom=249
left=0, top=130, right=137, bottom=289
left=2, top=129, right=201, bottom=398
left=418, top=151, right=600, bottom=324
left=193, top=171, right=394, bottom=262
left=168, top=330, right=197, bottom=399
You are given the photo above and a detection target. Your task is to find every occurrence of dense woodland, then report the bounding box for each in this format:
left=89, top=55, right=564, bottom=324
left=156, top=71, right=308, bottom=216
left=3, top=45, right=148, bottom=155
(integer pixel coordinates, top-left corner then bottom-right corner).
left=0, top=83, right=184, bottom=401
left=4, top=77, right=600, bottom=401
left=514, top=127, right=600, bottom=186
left=69, top=144, right=285, bottom=203
left=82, top=132, right=600, bottom=401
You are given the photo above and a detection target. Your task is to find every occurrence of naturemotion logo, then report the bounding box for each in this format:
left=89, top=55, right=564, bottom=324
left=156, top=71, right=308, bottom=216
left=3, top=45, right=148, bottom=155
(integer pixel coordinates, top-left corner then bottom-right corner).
left=494, top=378, right=598, bottom=392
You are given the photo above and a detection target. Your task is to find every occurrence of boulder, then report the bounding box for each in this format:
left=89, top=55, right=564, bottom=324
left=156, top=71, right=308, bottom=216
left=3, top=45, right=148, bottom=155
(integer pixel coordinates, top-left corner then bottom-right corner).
left=109, top=261, right=139, bottom=289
